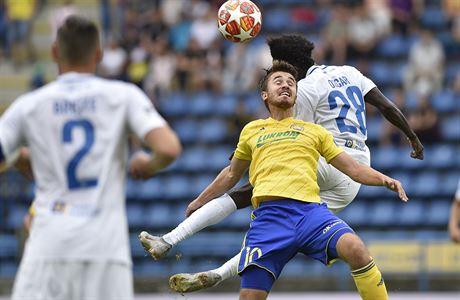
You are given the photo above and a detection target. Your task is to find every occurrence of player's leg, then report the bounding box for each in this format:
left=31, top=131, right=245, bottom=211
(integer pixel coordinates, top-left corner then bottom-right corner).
left=239, top=266, right=272, bottom=300
left=139, top=183, right=253, bottom=259
left=336, top=233, right=388, bottom=300
left=84, top=262, right=133, bottom=300
left=169, top=252, right=240, bottom=292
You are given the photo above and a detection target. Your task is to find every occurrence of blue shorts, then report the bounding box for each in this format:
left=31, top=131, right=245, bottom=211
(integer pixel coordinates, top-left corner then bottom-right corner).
left=238, top=199, right=354, bottom=281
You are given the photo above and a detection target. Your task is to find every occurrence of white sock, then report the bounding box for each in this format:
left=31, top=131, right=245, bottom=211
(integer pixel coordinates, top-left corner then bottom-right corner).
left=210, top=252, right=240, bottom=281
left=163, top=193, right=237, bottom=246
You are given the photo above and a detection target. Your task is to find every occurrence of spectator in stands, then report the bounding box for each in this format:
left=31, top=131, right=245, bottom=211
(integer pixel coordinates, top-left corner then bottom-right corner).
left=98, top=35, right=127, bottom=80
left=366, top=0, right=391, bottom=37
left=49, top=0, right=78, bottom=41
left=144, top=35, right=176, bottom=98
left=6, top=0, right=36, bottom=67
left=442, top=0, right=460, bottom=42
left=347, top=2, right=381, bottom=61
left=448, top=179, right=460, bottom=243
left=408, top=97, right=442, bottom=145
left=316, top=3, right=349, bottom=65
left=189, top=2, right=220, bottom=50
left=389, top=0, right=424, bottom=36
left=404, top=27, right=445, bottom=97
left=379, top=88, right=407, bottom=146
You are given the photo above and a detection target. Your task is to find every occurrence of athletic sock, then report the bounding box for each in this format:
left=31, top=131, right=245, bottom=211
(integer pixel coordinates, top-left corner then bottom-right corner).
left=351, top=259, right=388, bottom=300
left=210, top=252, right=240, bottom=281
left=163, top=193, right=237, bottom=246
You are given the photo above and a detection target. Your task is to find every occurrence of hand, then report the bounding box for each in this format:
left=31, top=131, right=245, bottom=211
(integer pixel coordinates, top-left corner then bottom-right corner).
left=130, top=151, right=155, bottom=180
left=408, top=137, right=424, bottom=160
left=383, top=177, right=408, bottom=202
left=186, top=198, right=205, bottom=217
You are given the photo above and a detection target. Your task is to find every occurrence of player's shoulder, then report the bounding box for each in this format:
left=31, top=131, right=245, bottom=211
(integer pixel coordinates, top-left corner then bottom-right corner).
left=294, top=119, right=329, bottom=135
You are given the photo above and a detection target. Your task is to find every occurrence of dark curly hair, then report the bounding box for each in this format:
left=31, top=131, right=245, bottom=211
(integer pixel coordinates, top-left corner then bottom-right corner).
left=267, top=34, right=315, bottom=80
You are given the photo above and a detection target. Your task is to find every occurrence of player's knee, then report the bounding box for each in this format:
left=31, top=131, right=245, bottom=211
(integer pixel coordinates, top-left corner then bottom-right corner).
left=337, top=233, right=370, bottom=268
left=240, top=288, right=268, bottom=300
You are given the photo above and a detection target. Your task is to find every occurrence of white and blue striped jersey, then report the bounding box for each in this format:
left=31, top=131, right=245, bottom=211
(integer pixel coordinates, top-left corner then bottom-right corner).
left=295, top=65, right=376, bottom=164
left=0, top=72, right=166, bottom=265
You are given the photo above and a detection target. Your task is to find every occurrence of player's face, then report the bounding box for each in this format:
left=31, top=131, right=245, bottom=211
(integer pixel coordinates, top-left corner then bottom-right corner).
left=263, top=71, right=297, bottom=109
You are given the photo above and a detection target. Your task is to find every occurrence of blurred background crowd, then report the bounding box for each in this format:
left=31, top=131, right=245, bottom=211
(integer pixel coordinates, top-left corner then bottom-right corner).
left=0, top=0, right=459, bottom=293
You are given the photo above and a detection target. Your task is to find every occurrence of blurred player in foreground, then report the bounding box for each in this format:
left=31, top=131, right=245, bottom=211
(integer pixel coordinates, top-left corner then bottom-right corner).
left=174, top=60, right=407, bottom=300
left=448, top=179, right=460, bottom=243
left=140, top=35, right=423, bottom=291
left=0, top=15, right=181, bottom=300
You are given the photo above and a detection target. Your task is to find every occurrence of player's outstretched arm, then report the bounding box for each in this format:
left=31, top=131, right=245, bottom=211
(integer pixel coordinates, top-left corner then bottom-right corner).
left=186, top=157, right=250, bottom=217
left=364, top=87, right=424, bottom=160
left=130, top=126, right=182, bottom=179
left=329, top=152, right=408, bottom=202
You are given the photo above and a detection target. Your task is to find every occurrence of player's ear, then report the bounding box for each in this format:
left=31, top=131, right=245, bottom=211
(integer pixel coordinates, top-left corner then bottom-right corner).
left=261, top=91, right=268, bottom=101
left=95, top=47, right=103, bottom=64
left=51, top=42, right=59, bottom=63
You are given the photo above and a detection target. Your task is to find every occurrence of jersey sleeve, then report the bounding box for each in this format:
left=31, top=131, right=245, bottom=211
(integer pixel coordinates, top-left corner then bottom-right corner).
left=0, top=99, right=25, bottom=165
left=295, top=80, right=318, bottom=123
left=350, top=66, right=376, bottom=96
left=318, top=126, right=343, bottom=163
left=126, top=84, right=167, bottom=141
left=234, top=124, right=253, bottom=161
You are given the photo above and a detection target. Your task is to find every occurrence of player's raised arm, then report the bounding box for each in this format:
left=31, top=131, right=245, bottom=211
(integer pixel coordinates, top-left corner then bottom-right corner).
left=130, top=126, right=182, bottom=180
left=364, top=87, right=424, bottom=160
left=186, top=157, right=250, bottom=217
left=329, top=152, right=408, bottom=202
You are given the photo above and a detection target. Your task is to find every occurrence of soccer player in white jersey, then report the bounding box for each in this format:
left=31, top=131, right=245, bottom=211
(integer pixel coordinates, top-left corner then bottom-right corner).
left=139, top=34, right=423, bottom=292
left=0, top=16, right=181, bottom=300
left=448, top=179, right=460, bottom=243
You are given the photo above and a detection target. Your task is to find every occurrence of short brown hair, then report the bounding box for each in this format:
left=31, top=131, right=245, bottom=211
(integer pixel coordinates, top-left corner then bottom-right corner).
left=259, top=60, right=298, bottom=92
left=57, top=15, right=100, bottom=65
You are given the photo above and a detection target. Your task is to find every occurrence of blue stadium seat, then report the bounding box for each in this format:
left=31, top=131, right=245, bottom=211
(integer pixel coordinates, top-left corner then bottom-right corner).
left=426, top=200, right=450, bottom=226
left=399, top=147, right=426, bottom=170
left=371, top=146, right=401, bottom=170
left=130, top=233, right=146, bottom=258
left=413, top=230, right=448, bottom=241
left=144, top=204, right=174, bottom=227
left=173, top=119, right=198, bottom=144
left=376, top=34, right=410, bottom=59
left=439, top=173, right=459, bottom=196
left=427, top=144, right=455, bottom=169
left=189, top=174, right=216, bottom=197
left=197, top=119, right=228, bottom=143
left=441, top=115, right=460, bottom=141
left=358, top=185, right=386, bottom=198
left=337, top=201, right=368, bottom=227
left=419, top=7, right=448, bottom=29
left=430, top=90, right=456, bottom=113
left=135, top=260, right=171, bottom=277
left=181, top=147, right=208, bottom=172
left=0, top=235, right=17, bottom=257
left=411, top=172, right=440, bottom=197
left=206, top=146, right=233, bottom=171
left=163, top=175, right=190, bottom=200
left=177, top=232, right=242, bottom=257
left=369, top=61, right=405, bottom=87
left=215, top=94, right=238, bottom=116
left=394, top=199, right=424, bottom=226
left=264, top=9, right=290, bottom=32
left=159, top=93, right=188, bottom=116
left=190, top=92, right=214, bottom=116
left=0, top=262, right=17, bottom=277
left=366, top=117, right=382, bottom=143
left=404, top=91, right=420, bottom=112
left=368, top=202, right=395, bottom=226
left=446, top=62, right=460, bottom=84
left=6, top=204, right=29, bottom=230
left=127, top=204, right=145, bottom=228
left=224, top=206, right=252, bottom=229
left=126, top=179, right=139, bottom=199
left=136, top=178, right=164, bottom=201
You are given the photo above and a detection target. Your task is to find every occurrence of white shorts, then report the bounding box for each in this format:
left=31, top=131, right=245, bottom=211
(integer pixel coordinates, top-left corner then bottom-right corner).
left=316, top=151, right=370, bottom=213
left=12, top=260, right=133, bottom=300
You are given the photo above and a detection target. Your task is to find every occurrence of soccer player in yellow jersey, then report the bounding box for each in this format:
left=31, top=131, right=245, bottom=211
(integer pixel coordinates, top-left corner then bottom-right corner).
left=171, top=61, right=407, bottom=300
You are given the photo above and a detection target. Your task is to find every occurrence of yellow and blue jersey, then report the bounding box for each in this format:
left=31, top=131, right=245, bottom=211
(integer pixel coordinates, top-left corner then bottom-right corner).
left=234, top=117, right=343, bottom=208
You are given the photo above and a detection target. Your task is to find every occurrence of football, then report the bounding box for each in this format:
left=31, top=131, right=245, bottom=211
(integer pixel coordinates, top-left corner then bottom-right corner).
left=217, top=0, right=262, bottom=43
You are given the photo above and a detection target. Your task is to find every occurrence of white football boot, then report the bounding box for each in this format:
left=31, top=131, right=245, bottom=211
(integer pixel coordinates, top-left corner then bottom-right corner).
left=138, top=231, right=172, bottom=260
left=169, top=271, right=222, bottom=293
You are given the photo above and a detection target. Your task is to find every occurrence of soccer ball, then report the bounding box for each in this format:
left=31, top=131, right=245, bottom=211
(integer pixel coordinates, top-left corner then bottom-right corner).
left=217, top=0, right=262, bottom=43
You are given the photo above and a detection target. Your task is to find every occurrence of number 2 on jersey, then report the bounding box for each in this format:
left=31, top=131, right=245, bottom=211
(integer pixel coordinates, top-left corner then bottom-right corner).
left=328, top=85, right=366, bottom=135
left=62, top=119, right=98, bottom=189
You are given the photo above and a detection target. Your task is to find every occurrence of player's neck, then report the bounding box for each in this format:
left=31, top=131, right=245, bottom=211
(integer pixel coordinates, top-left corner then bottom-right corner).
left=58, top=64, right=97, bottom=75
left=270, top=108, right=293, bottom=121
